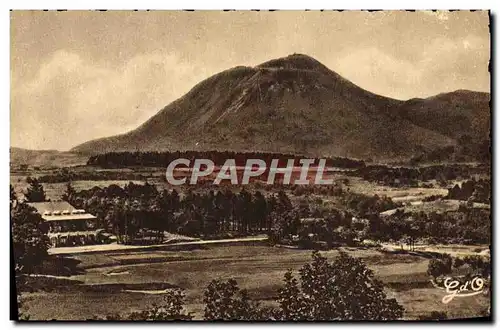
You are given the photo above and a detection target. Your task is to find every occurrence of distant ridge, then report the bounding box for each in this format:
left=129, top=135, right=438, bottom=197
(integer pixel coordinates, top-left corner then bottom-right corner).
left=10, top=147, right=88, bottom=168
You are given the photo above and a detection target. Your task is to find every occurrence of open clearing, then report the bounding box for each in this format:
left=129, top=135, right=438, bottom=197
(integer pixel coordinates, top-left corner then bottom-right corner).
left=344, top=177, right=448, bottom=202
left=21, top=243, right=489, bottom=320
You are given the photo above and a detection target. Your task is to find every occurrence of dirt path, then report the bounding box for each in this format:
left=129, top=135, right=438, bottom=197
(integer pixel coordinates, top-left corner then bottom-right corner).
left=48, top=235, right=269, bottom=255
left=380, top=243, right=489, bottom=258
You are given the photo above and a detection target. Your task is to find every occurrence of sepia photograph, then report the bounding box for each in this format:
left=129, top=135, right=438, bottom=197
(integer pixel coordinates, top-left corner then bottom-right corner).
left=9, top=9, right=491, bottom=321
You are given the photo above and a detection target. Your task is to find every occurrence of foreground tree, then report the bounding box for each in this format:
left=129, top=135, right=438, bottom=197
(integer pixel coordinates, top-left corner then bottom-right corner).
left=89, top=251, right=404, bottom=321
left=92, top=288, right=192, bottom=320
left=277, top=251, right=404, bottom=320
left=11, top=201, right=50, bottom=320
left=10, top=184, right=17, bottom=209
left=127, top=288, right=192, bottom=320
left=203, top=279, right=268, bottom=320
left=11, top=202, right=50, bottom=273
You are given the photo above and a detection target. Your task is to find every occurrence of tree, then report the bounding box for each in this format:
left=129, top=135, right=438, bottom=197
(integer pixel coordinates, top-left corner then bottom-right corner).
left=11, top=202, right=50, bottom=273
left=252, top=191, right=268, bottom=232
left=10, top=184, right=17, bottom=210
left=24, top=177, right=47, bottom=202
left=277, top=251, right=404, bottom=320
left=462, top=255, right=491, bottom=278
left=61, top=182, right=76, bottom=202
left=427, top=254, right=453, bottom=279
left=335, top=226, right=357, bottom=245
left=203, top=279, right=265, bottom=320
left=277, top=269, right=306, bottom=320
left=127, top=288, right=192, bottom=320
left=91, top=288, right=192, bottom=320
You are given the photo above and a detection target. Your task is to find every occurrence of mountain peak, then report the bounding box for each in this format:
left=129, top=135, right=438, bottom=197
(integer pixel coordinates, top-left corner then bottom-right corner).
left=256, top=53, right=332, bottom=74
left=72, top=54, right=490, bottom=161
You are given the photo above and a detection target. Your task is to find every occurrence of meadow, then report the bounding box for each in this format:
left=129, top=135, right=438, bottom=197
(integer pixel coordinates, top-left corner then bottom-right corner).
left=20, top=243, right=489, bottom=320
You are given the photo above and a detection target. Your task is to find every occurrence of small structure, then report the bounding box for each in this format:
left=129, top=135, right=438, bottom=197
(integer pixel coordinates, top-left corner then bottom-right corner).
left=28, top=201, right=105, bottom=247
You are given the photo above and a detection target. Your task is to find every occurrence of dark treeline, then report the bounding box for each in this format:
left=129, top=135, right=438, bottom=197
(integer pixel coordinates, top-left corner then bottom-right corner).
left=38, top=170, right=150, bottom=184
left=271, top=202, right=490, bottom=249
left=376, top=207, right=490, bottom=246
left=427, top=253, right=491, bottom=281
left=64, top=181, right=398, bottom=245
left=353, top=164, right=489, bottom=187
left=67, top=182, right=284, bottom=242
left=86, top=151, right=365, bottom=169
left=410, top=138, right=491, bottom=165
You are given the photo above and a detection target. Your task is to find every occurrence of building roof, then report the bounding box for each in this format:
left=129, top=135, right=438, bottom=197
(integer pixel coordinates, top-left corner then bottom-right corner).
left=28, top=201, right=76, bottom=213
left=28, top=201, right=97, bottom=222
left=42, top=214, right=97, bottom=222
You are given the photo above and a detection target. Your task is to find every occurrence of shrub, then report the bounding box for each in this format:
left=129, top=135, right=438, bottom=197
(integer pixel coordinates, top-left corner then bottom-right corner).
left=203, top=279, right=267, bottom=320
left=92, top=288, right=192, bottom=320
left=427, top=254, right=453, bottom=279
left=277, top=251, right=404, bottom=320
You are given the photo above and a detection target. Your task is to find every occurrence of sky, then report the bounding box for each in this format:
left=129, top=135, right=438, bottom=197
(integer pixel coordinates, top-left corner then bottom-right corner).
left=10, top=10, right=490, bottom=151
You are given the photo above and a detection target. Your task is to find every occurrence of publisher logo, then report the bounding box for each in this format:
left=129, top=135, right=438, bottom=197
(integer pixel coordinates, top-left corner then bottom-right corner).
left=431, top=276, right=486, bottom=304
left=165, top=158, right=334, bottom=185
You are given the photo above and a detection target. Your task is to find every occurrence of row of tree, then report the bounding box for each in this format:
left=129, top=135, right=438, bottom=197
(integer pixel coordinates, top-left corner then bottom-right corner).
left=86, top=150, right=366, bottom=169
left=375, top=208, right=491, bottom=246
left=67, top=182, right=301, bottom=242
left=427, top=253, right=491, bottom=280
left=37, top=169, right=150, bottom=184
left=63, top=180, right=406, bottom=245
left=410, top=138, right=491, bottom=165
left=272, top=204, right=490, bottom=249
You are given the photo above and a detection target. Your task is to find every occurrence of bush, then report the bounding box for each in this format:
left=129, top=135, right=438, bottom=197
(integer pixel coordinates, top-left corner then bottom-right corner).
left=277, top=251, right=404, bottom=320
left=92, top=288, right=192, bottom=320
left=427, top=254, right=453, bottom=279
left=462, top=256, right=491, bottom=278
left=203, top=279, right=268, bottom=320
left=127, top=288, right=192, bottom=320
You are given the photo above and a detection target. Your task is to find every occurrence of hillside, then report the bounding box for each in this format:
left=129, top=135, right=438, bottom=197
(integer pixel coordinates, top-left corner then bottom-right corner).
left=395, top=90, right=490, bottom=143
left=10, top=147, right=88, bottom=168
left=72, top=54, right=490, bottom=161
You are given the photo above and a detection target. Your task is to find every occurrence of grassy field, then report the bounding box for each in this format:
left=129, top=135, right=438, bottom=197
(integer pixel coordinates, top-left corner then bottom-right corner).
left=344, top=177, right=449, bottom=202
left=11, top=169, right=449, bottom=203
left=380, top=199, right=490, bottom=217
left=10, top=176, right=146, bottom=201
left=20, top=244, right=489, bottom=320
